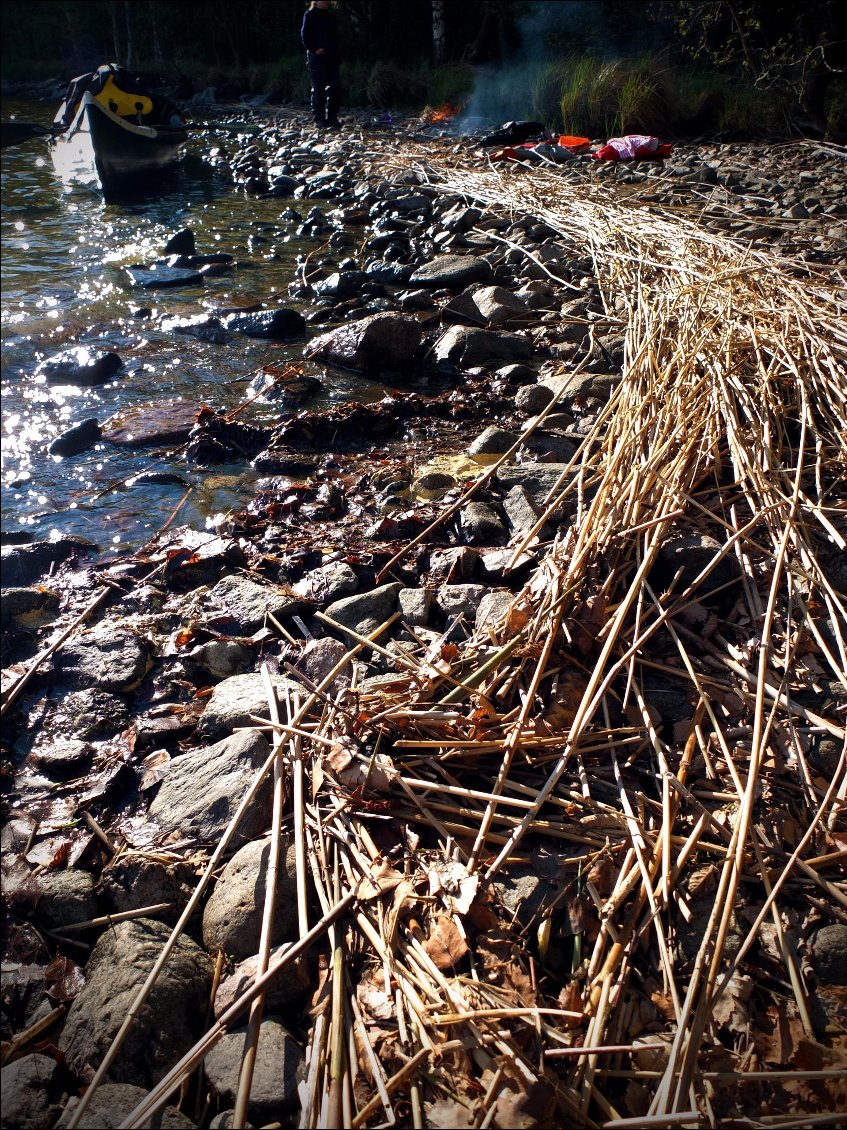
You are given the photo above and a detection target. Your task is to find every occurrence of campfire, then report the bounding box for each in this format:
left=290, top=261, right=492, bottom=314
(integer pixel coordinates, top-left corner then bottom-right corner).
left=420, top=102, right=461, bottom=125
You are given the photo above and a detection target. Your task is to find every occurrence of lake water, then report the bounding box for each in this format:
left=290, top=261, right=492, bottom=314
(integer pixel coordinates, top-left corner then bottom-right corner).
left=1, top=99, right=383, bottom=553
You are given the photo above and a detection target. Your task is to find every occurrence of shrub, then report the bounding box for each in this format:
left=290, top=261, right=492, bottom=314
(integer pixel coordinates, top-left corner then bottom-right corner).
left=365, top=61, right=426, bottom=109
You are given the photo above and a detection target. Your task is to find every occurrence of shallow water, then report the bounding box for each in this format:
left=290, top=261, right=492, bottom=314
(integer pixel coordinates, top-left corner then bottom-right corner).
left=1, top=99, right=388, bottom=553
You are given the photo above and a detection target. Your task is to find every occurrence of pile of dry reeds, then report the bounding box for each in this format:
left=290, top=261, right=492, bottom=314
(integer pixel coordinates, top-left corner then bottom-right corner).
left=69, top=157, right=846, bottom=1129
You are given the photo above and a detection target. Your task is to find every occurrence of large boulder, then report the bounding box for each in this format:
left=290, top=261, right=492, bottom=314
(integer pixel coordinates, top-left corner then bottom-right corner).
left=308, top=312, right=421, bottom=372
left=59, top=919, right=212, bottom=1088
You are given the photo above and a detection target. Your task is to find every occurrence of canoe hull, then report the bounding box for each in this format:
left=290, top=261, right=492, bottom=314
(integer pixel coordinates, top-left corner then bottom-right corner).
left=51, top=93, right=186, bottom=199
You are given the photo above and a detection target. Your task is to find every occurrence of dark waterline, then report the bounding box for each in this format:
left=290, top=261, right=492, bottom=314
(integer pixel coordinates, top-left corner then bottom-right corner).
left=1, top=99, right=385, bottom=553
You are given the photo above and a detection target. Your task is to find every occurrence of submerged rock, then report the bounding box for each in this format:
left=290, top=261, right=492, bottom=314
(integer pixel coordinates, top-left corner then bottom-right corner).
left=101, top=399, right=201, bottom=448
left=35, top=347, right=122, bottom=386
left=47, top=418, right=102, bottom=457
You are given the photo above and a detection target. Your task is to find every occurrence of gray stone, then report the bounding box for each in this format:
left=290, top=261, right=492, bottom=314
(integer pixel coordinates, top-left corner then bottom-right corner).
left=409, top=253, right=491, bottom=290
left=472, top=285, right=533, bottom=326
left=459, top=502, right=508, bottom=546
left=543, top=370, right=619, bottom=407
left=59, top=919, right=212, bottom=1088
left=313, top=270, right=365, bottom=299
left=515, top=384, right=555, bottom=413
left=148, top=729, right=272, bottom=844
left=810, top=925, right=847, bottom=985
left=126, top=265, right=204, bottom=289
left=651, top=532, right=743, bottom=604
left=502, top=484, right=545, bottom=538
left=31, top=737, right=92, bottom=775
left=206, top=573, right=302, bottom=634
left=1, top=1054, right=65, bottom=1130
left=467, top=426, right=520, bottom=456
left=205, top=1017, right=303, bottom=1118
left=0, top=587, right=60, bottom=631
left=433, top=326, right=532, bottom=369
left=35, top=347, right=122, bottom=386
left=436, top=584, right=487, bottom=620
left=203, top=839, right=298, bottom=961
left=62, top=688, right=130, bottom=741
left=475, top=590, right=514, bottom=632
left=479, top=548, right=536, bottom=581
left=309, top=312, right=421, bottom=372
left=197, top=672, right=304, bottom=740
left=428, top=546, right=478, bottom=582
left=29, top=869, right=96, bottom=930
left=492, top=867, right=559, bottom=928
left=57, top=1083, right=195, bottom=1129
left=214, top=942, right=312, bottom=1018
left=522, top=431, right=578, bottom=463
left=186, top=640, right=253, bottom=680
left=399, top=588, right=433, bottom=627
left=414, top=470, right=456, bottom=491
left=496, top=464, right=574, bottom=509
left=292, top=561, right=358, bottom=605
left=298, top=636, right=351, bottom=690
left=53, top=624, right=153, bottom=692
left=324, top=582, right=403, bottom=638
left=99, top=855, right=194, bottom=923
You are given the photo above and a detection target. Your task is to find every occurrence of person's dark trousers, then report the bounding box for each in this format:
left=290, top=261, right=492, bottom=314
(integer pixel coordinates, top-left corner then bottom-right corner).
left=307, top=52, right=340, bottom=125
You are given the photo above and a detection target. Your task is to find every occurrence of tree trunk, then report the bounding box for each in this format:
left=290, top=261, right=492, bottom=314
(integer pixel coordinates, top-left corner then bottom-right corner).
left=110, top=3, right=121, bottom=64
left=150, top=1, right=163, bottom=65
left=432, top=0, right=446, bottom=66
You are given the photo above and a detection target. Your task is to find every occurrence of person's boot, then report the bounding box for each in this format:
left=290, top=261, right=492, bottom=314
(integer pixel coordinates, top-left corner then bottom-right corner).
left=310, top=89, right=326, bottom=128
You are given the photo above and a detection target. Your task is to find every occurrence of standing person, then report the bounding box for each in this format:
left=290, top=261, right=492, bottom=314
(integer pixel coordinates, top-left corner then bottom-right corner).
left=301, top=0, right=341, bottom=129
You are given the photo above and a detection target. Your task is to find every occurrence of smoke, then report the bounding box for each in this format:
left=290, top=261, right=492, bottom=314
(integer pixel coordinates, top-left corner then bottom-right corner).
left=459, top=1, right=671, bottom=130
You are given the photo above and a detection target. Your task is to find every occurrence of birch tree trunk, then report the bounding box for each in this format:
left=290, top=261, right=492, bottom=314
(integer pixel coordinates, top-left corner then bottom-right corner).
left=432, top=0, right=446, bottom=66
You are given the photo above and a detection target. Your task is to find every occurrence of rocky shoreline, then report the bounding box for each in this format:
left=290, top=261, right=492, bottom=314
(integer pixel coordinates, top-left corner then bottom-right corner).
left=2, top=111, right=846, bottom=1129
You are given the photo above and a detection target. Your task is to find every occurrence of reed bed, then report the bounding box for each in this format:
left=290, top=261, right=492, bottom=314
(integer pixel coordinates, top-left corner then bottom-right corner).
left=77, top=154, right=847, bottom=1128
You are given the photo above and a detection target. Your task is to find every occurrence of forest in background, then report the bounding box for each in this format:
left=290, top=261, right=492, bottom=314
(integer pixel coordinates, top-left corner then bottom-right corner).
left=1, top=0, right=844, bottom=138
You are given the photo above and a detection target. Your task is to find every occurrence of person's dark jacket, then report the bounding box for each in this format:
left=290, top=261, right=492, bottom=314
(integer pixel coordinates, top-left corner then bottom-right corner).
left=301, top=8, right=339, bottom=60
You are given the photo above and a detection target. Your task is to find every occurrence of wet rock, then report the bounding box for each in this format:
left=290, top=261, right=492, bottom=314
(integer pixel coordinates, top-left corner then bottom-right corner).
left=57, top=1083, right=195, bottom=1128
left=164, top=228, right=196, bottom=256
left=433, top=326, right=532, bottom=369
left=810, top=925, right=847, bottom=985
left=147, top=729, right=273, bottom=844
left=1, top=538, right=96, bottom=587
left=522, top=430, right=578, bottom=463
left=62, top=688, right=130, bottom=740
left=1, top=1053, right=65, bottom=1130
left=165, top=313, right=232, bottom=343
left=414, top=470, right=456, bottom=491
left=214, top=942, right=312, bottom=1018
left=651, top=532, right=743, bottom=604
left=0, top=586, right=60, bottom=632
left=324, top=581, right=404, bottom=637
left=53, top=624, right=153, bottom=692
left=126, top=264, right=204, bottom=288
left=364, top=259, right=413, bottom=285
left=479, top=547, right=536, bottom=581
left=206, top=573, right=303, bottom=634
left=308, top=312, right=421, bottom=372
left=428, top=546, right=478, bottom=582
left=47, top=418, right=102, bottom=458
left=459, top=502, right=508, bottom=545
left=409, top=254, right=492, bottom=290
left=496, top=362, right=537, bottom=384
left=196, top=672, right=304, bottom=741
left=202, top=839, right=298, bottom=961
left=468, top=426, right=520, bottom=456
left=59, top=918, right=212, bottom=1088
left=313, top=270, right=366, bottom=299
left=99, top=855, right=194, bottom=923
left=30, top=737, right=93, bottom=777
left=247, top=371, right=322, bottom=405
left=35, top=347, right=122, bottom=386
left=492, top=866, right=559, bottom=928
left=436, top=584, right=487, bottom=620
left=399, top=587, right=432, bottom=627
left=204, top=1017, right=303, bottom=1119
left=292, top=560, right=358, bottom=604
left=224, top=308, right=305, bottom=339
left=101, top=399, right=201, bottom=448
